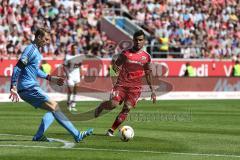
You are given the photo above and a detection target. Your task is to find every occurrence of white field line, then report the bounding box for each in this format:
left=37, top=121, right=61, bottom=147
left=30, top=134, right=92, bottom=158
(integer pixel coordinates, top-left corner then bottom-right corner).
left=0, top=133, right=75, bottom=148
left=0, top=134, right=240, bottom=158
left=0, top=144, right=240, bottom=158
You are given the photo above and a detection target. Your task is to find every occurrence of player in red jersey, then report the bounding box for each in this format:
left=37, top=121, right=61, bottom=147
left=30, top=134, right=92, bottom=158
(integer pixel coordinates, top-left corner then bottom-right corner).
left=95, top=30, right=156, bottom=136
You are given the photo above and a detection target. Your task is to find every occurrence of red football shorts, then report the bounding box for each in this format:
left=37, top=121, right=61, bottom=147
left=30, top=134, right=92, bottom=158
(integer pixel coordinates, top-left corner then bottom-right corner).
left=110, top=85, right=142, bottom=107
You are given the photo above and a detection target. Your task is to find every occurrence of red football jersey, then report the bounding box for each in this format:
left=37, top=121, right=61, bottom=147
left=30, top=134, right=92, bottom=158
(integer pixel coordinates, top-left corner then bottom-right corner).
left=116, top=49, right=151, bottom=87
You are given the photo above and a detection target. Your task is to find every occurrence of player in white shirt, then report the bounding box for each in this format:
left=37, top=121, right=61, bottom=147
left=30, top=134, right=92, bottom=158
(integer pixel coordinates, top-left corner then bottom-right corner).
left=64, top=44, right=82, bottom=111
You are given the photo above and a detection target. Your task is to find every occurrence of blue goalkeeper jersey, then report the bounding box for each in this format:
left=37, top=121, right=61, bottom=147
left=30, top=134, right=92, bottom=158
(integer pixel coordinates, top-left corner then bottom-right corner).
left=11, top=43, right=48, bottom=91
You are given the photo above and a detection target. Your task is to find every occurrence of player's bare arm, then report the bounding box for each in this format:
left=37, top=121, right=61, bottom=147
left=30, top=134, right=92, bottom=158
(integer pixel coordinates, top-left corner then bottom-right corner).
left=47, top=75, right=65, bottom=86
left=37, top=66, right=64, bottom=86
left=9, top=59, right=27, bottom=102
left=63, top=63, right=70, bottom=79
left=112, top=53, right=126, bottom=73
left=144, top=62, right=156, bottom=104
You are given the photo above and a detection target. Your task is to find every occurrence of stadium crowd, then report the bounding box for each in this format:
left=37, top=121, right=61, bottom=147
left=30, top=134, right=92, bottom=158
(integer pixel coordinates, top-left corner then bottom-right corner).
left=122, top=0, right=240, bottom=58
left=0, top=0, right=239, bottom=59
left=0, top=0, right=114, bottom=60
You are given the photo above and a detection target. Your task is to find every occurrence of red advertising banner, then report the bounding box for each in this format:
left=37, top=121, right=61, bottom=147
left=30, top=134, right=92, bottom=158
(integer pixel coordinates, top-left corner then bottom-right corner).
left=1, top=76, right=240, bottom=93
left=0, top=60, right=64, bottom=77
left=0, top=59, right=234, bottom=77
left=162, top=78, right=240, bottom=91
left=152, top=59, right=234, bottom=77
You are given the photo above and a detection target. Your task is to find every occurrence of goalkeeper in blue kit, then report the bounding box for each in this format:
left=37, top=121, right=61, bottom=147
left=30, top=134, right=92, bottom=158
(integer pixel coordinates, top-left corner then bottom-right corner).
left=9, top=28, right=93, bottom=142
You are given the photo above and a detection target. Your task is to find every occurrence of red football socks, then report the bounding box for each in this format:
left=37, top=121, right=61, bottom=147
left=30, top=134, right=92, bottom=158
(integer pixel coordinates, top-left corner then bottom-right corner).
left=111, top=112, right=128, bottom=131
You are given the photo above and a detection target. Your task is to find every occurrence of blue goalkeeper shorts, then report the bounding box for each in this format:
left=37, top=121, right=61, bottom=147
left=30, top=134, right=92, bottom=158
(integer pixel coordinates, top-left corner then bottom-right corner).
left=18, top=86, right=49, bottom=108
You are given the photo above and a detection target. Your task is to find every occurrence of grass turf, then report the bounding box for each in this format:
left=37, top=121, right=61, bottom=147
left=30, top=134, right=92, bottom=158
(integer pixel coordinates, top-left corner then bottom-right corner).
left=0, top=100, right=240, bottom=160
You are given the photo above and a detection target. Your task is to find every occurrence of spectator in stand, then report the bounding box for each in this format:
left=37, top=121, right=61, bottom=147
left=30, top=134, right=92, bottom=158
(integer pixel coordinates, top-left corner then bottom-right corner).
left=6, top=40, right=14, bottom=55
left=0, top=38, right=5, bottom=56
left=159, top=32, right=169, bottom=53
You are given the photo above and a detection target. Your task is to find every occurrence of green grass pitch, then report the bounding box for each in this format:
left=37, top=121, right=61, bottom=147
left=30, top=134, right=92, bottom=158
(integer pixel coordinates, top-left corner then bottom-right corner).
left=0, top=100, right=240, bottom=160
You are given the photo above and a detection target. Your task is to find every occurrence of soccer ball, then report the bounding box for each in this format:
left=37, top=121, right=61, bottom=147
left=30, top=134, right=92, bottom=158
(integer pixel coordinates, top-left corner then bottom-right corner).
left=119, top=126, right=134, bottom=142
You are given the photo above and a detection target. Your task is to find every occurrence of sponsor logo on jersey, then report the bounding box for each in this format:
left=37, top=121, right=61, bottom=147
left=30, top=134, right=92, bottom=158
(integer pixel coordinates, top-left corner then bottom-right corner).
left=141, top=56, right=147, bottom=61
left=21, top=57, right=28, bottom=65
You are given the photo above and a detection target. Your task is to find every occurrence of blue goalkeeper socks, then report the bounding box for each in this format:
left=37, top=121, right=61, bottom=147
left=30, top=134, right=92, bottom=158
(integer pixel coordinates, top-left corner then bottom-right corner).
left=52, top=109, right=80, bottom=141
left=33, top=108, right=90, bottom=142
left=33, top=112, right=55, bottom=140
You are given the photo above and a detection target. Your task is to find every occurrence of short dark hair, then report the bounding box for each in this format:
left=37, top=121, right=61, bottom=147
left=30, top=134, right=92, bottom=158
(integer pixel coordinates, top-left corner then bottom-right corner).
left=71, top=43, right=77, bottom=48
left=133, top=30, right=145, bottom=39
left=35, top=28, right=50, bottom=38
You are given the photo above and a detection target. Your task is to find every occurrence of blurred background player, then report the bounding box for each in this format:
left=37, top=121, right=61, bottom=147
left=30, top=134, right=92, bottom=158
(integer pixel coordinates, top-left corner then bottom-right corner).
left=64, top=43, right=82, bottom=111
left=95, top=30, right=156, bottom=136
left=9, top=28, right=93, bottom=142
left=40, top=60, right=52, bottom=74
left=231, top=60, right=240, bottom=77
left=40, top=60, right=52, bottom=89
left=184, top=62, right=196, bottom=77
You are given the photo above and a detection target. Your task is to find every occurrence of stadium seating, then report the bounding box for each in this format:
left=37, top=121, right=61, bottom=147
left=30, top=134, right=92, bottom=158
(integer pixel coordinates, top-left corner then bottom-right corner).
left=0, top=0, right=239, bottom=59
